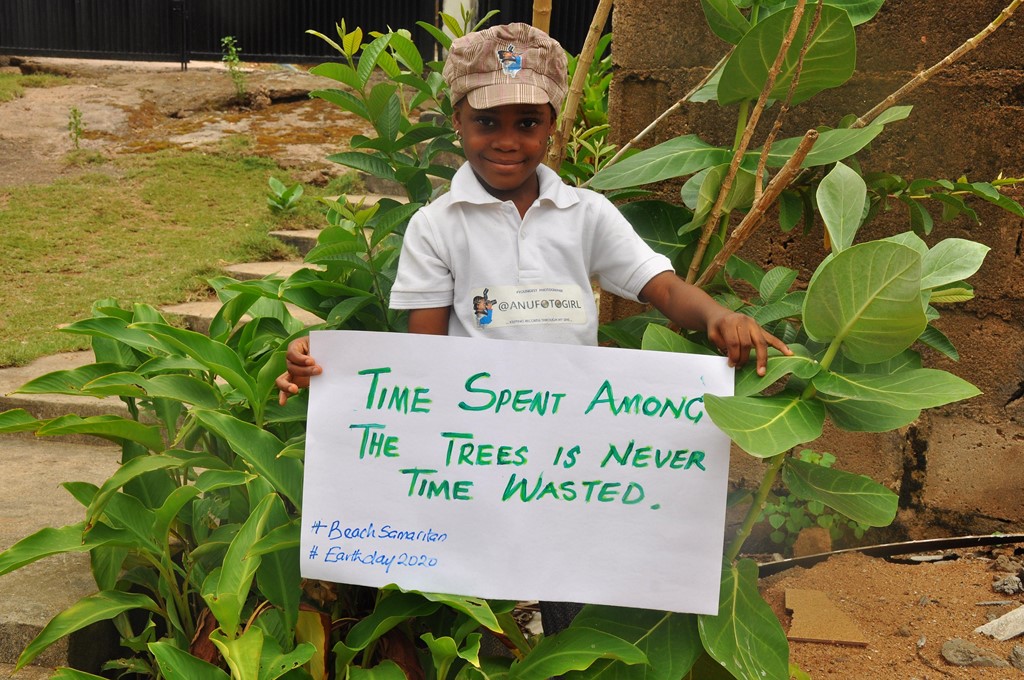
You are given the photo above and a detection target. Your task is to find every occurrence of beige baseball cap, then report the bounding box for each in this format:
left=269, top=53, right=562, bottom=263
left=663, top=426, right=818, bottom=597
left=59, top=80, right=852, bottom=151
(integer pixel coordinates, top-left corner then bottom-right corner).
left=442, top=23, right=568, bottom=113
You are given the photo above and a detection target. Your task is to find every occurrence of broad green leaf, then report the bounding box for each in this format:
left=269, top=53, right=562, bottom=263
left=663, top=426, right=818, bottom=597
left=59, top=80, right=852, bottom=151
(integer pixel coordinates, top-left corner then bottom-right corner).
left=349, top=661, right=408, bottom=680
left=917, top=324, right=959, bottom=361
left=36, top=415, right=164, bottom=451
left=698, top=560, right=789, bottom=680
left=701, top=0, right=751, bottom=43
left=816, top=161, right=865, bottom=253
left=589, top=136, right=730, bottom=190
left=768, top=0, right=885, bottom=25
left=193, top=410, right=301, bottom=507
left=705, top=391, right=825, bottom=457
left=417, top=592, right=501, bottom=632
left=356, top=33, right=394, bottom=88
left=871, top=105, right=914, bottom=125
left=619, top=200, right=695, bottom=262
left=422, top=633, right=481, bottom=680
left=811, top=367, right=980, bottom=409
left=719, top=5, right=856, bottom=106
left=0, top=523, right=131, bottom=575
left=345, top=591, right=441, bottom=650
left=565, top=606, right=701, bottom=680
left=0, top=408, right=40, bottom=433
left=509, top=628, right=647, bottom=680
left=308, top=62, right=361, bottom=90
left=60, top=317, right=172, bottom=354
left=367, top=83, right=402, bottom=143
left=928, top=281, right=975, bottom=304
left=733, top=345, right=821, bottom=397
left=86, top=454, right=184, bottom=532
left=50, top=670, right=110, bottom=680
left=131, top=323, right=257, bottom=405
left=202, top=494, right=276, bottom=638
left=14, top=362, right=126, bottom=396
left=819, top=393, right=920, bottom=432
left=17, top=591, right=160, bottom=670
left=803, top=241, right=926, bottom=364
left=762, top=125, right=883, bottom=168
left=759, top=267, right=799, bottom=303
left=784, top=457, right=898, bottom=526
left=750, top=293, right=805, bottom=326
left=149, top=639, right=230, bottom=680
left=255, top=496, right=301, bottom=636
left=210, top=627, right=262, bottom=680
left=921, top=238, right=990, bottom=290
left=642, top=323, right=717, bottom=356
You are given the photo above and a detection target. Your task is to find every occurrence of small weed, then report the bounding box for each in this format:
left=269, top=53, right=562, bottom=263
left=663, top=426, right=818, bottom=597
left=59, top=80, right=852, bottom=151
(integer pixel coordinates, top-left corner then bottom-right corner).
left=267, top=176, right=303, bottom=214
left=65, top=148, right=107, bottom=167
left=68, top=106, right=85, bottom=149
left=221, top=36, right=247, bottom=101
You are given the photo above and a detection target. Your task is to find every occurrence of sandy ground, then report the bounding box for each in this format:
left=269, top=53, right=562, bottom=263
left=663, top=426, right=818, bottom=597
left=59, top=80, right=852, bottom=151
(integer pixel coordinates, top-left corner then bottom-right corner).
left=0, top=56, right=370, bottom=188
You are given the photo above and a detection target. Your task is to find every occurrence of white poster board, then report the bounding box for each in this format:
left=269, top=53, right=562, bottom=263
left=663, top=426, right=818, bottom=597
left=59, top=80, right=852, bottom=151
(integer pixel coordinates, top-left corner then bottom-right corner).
left=300, top=330, right=734, bottom=614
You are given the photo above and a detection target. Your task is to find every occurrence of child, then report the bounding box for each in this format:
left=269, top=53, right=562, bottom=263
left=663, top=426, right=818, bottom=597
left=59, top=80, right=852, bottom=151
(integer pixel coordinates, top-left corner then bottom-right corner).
left=276, top=22, right=791, bottom=632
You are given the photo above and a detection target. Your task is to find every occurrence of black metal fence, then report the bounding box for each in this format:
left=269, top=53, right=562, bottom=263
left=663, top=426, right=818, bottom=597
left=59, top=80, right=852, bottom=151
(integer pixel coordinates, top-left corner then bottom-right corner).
left=0, top=0, right=606, bottom=67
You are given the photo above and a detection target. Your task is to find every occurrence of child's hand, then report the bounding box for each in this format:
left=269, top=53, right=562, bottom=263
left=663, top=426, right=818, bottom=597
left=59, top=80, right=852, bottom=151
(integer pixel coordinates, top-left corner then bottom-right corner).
left=275, top=336, right=322, bottom=405
left=706, top=310, right=792, bottom=376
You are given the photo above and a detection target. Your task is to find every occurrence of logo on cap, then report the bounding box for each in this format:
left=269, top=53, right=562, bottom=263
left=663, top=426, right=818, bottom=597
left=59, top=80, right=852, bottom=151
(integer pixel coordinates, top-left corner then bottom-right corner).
left=496, top=44, right=522, bottom=77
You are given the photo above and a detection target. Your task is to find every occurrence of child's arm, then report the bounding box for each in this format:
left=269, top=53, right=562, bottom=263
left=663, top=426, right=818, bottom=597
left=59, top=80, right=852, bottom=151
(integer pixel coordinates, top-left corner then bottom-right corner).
left=275, top=307, right=452, bottom=405
left=639, top=271, right=792, bottom=376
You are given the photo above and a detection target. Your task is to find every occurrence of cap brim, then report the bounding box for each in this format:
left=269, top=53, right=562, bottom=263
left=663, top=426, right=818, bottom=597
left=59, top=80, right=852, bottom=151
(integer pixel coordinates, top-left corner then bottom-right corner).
left=466, top=83, right=551, bottom=110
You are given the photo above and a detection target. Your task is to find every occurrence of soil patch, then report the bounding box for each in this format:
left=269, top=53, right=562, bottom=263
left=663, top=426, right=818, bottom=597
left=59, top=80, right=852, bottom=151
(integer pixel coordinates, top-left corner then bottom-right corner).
left=760, top=546, right=1024, bottom=677
left=0, top=56, right=368, bottom=187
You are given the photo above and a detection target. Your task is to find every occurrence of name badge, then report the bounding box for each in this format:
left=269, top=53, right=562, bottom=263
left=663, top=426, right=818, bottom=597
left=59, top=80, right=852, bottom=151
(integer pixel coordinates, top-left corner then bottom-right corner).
left=470, top=284, right=589, bottom=329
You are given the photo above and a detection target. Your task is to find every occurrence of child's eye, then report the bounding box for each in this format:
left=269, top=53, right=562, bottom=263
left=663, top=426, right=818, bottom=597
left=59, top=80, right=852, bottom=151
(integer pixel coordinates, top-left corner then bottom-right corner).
left=520, top=119, right=541, bottom=129
left=474, top=116, right=496, bottom=127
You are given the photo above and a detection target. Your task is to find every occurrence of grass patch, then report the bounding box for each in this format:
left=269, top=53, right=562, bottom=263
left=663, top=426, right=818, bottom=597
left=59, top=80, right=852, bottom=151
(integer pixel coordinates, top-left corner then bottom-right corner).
left=0, top=147, right=333, bottom=366
left=0, top=72, right=69, bottom=102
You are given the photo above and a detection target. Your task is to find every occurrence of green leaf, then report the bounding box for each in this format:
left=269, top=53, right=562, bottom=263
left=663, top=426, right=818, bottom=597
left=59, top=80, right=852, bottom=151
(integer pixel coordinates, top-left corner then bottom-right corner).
left=719, top=5, right=856, bottom=106
left=345, top=591, right=441, bottom=651
left=356, top=33, right=394, bottom=88
left=701, top=0, right=751, bottom=43
left=619, top=200, right=696, bottom=262
left=36, top=415, right=164, bottom=451
left=509, top=628, right=647, bottom=680
left=86, top=454, right=184, bottom=533
left=210, top=627, right=262, bottom=680
left=564, top=607, right=701, bottom=680
left=0, top=523, right=131, bottom=575
left=784, top=457, right=897, bottom=526
left=768, top=0, right=885, bottom=25
left=589, top=136, right=730, bottom=190
left=917, top=324, right=959, bottom=361
left=759, top=267, right=799, bottom=303
left=641, top=323, right=717, bottom=355
left=705, top=391, right=825, bottom=457
left=149, top=639, right=231, bottom=680
left=417, top=592, right=501, bottom=632
left=921, top=238, right=989, bottom=290
left=698, top=560, right=789, bottom=680
left=762, top=125, right=883, bottom=168
left=202, top=494, right=276, bottom=638
left=811, top=367, right=980, bottom=409
left=50, top=670, right=110, bottom=680
left=818, top=393, right=920, bottom=432
left=14, top=362, right=126, bottom=396
left=0, top=408, right=40, bottom=433
left=17, top=591, right=160, bottom=670
left=733, top=345, right=821, bottom=397
left=193, top=410, right=302, bottom=507
left=349, top=661, right=408, bottom=680
left=803, top=241, right=927, bottom=364
left=816, top=161, right=866, bottom=253
left=131, top=323, right=257, bottom=405
left=871, top=105, right=914, bottom=125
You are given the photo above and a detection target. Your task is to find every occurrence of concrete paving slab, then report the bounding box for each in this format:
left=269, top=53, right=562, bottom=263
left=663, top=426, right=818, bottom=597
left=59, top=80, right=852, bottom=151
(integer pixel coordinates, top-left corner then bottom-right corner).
left=223, top=260, right=318, bottom=281
left=0, top=438, right=122, bottom=671
left=268, top=229, right=320, bottom=256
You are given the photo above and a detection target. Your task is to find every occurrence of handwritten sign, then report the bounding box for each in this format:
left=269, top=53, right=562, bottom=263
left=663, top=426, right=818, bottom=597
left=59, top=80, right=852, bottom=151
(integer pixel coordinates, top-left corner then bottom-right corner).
left=300, top=330, right=734, bottom=614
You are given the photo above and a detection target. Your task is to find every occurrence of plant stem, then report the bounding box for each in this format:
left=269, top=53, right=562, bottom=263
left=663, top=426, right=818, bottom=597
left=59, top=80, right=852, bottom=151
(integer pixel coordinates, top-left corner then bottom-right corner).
left=531, top=0, right=553, bottom=34
left=725, top=453, right=787, bottom=561
left=686, top=0, right=808, bottom=284
left=853, top=0, right=1022, bottom=127
left=546, top=0, right=613, bottom=171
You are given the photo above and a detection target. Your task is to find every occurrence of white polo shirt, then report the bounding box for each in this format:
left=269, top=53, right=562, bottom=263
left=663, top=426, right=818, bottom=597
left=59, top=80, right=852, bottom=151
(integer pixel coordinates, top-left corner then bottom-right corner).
left=389, top=163, right=673, bottom=345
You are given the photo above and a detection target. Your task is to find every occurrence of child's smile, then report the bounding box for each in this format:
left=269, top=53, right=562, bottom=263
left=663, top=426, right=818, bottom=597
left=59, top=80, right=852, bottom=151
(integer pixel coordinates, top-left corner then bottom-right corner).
left=453, top=101, right=556, bottom=214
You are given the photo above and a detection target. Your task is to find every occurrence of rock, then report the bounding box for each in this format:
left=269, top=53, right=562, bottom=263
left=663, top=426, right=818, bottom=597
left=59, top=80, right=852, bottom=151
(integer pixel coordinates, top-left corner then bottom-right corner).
left=993, top=574, right=1023, bottom=595
left=975, top=605, right=1024, bottom=641
left=940, top=639, right=1010, bottom=668
left=1011, top=645, right=1024, bottom=672
left=990, top=554, right=1024, bottom=573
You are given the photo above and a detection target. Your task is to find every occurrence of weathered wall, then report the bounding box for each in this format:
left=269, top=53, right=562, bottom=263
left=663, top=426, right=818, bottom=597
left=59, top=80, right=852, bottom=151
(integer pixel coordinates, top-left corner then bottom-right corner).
left=607, top=0, right=1024, bottom=542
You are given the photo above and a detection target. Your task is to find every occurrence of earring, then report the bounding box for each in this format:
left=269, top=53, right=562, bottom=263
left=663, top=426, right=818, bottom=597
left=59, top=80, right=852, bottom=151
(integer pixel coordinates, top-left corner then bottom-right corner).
left=547, top=135, right=554, bottom=146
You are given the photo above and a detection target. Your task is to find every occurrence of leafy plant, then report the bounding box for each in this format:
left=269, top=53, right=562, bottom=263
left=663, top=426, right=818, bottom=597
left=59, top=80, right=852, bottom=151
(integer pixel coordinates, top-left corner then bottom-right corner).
left=68, top=106, right=85, bottom=149
left=2, top=5, right=1023, bottom=680
left=267, top=176, right=304, bottom=214
left=221, top=36, right=247, bottom=101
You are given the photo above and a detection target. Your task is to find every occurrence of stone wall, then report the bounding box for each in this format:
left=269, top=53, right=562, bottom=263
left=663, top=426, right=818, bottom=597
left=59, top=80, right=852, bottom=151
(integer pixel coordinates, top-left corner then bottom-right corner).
left=606, top=0, right=1024, bottom=541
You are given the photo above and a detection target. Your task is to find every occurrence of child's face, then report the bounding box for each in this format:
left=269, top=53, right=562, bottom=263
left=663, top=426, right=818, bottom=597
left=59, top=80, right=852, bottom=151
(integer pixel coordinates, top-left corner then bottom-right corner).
left=453, top=100, right=556, bottom=205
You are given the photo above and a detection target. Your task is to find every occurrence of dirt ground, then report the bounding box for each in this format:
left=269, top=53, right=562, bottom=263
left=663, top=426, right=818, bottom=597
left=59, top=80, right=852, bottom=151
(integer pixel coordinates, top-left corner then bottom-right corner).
left=0, top=56, right=370, bottom=188
left=1, top=57, right=1023, bottom=678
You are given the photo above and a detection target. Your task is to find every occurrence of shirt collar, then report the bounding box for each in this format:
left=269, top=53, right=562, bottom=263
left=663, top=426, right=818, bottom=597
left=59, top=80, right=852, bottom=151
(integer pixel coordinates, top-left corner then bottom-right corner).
left=449, top=162, right=579, bottom=210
